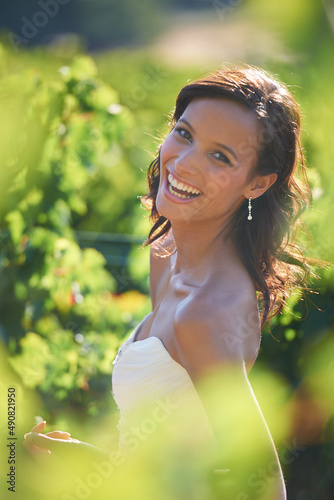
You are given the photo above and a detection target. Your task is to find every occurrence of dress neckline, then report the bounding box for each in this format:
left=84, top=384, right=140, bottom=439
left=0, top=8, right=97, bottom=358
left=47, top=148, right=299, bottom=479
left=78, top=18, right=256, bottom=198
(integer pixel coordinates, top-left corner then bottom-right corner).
left=124, top=334, right=191, bottom=377
left=123, top=312, right=189, bottom=374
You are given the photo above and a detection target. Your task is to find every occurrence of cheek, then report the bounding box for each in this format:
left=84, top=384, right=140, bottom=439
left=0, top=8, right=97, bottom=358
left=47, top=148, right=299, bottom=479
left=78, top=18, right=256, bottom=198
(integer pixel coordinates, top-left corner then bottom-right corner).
left=204, top=170, right=250, bottom=206
left=206, top=169, right=242, bottom=196
left=160, top=135, right=179, bottom=165
left=211, top=170, right=236, bottom=191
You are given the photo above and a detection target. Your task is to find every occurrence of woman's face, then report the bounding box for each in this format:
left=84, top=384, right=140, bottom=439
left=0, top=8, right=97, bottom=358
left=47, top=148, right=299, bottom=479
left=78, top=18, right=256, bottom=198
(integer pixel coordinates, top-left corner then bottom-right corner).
left=156, top=97, right=262, bottom=227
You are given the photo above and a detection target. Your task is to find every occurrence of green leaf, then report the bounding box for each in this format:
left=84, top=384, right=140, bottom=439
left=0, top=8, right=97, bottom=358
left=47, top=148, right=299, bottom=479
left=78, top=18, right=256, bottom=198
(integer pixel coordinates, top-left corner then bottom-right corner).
left=5, top=210, right=25, bottom=246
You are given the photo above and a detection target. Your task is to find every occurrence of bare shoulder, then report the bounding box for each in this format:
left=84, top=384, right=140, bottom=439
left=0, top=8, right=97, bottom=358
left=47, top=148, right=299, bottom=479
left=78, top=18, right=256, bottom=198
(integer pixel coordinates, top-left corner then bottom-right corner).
left=174, top=272, right=261, bottom=379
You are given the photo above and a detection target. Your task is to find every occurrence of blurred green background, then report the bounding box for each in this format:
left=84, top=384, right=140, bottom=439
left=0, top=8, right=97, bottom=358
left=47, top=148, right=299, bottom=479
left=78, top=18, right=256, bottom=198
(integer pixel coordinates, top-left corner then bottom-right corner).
left=0, top=0, right=333, bottom=498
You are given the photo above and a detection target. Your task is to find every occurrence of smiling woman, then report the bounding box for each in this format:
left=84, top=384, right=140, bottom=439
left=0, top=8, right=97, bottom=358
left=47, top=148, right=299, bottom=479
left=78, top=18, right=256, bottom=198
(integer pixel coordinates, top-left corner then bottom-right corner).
left=157, top=98, right=269, bottom=223
left=24, top=65, right=316, bottom=500
left=144, top=66, right=312, bottom=327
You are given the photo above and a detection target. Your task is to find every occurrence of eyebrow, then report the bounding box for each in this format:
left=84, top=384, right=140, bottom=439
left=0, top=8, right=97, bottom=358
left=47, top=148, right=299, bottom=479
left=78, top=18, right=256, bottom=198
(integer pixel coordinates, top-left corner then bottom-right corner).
left=178, top=118, right=238, bottom=162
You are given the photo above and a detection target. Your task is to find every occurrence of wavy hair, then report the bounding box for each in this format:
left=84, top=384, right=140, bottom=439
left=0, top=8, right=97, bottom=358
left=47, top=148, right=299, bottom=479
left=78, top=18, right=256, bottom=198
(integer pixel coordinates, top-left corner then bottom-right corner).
left=142, top=65, right=313, bottom=327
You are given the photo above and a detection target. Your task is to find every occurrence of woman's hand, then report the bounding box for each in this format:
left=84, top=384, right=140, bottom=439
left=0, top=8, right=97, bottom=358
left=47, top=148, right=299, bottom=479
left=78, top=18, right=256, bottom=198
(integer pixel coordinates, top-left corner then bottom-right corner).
left=22, top=420, right=116, bottom=499
left=23, top=420, right=72, bottom=457
left=23, top=420, right=110, bottom=462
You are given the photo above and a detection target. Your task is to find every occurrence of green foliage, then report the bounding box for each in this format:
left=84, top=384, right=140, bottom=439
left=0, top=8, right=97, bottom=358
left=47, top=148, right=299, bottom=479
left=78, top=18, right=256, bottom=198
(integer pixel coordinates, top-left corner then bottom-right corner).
left=245, top=0, right=326, bottom=51
left=0, top=48, right=150, bottom=415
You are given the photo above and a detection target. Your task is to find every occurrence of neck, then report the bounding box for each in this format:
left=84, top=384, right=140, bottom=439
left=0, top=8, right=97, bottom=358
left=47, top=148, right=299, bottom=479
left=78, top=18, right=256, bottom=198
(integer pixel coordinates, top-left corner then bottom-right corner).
left=170, top=219, right=236, bottom=285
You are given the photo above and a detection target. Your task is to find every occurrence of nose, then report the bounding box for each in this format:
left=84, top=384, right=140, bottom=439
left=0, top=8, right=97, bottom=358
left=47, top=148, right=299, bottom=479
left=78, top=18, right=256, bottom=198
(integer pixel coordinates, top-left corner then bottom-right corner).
left=174, top=145, right=200, bottom=177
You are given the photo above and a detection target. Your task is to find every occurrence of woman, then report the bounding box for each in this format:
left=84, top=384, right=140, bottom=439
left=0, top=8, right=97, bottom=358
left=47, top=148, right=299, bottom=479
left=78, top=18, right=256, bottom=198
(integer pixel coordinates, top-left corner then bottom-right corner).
left=24, top=65, right=312, bottom=499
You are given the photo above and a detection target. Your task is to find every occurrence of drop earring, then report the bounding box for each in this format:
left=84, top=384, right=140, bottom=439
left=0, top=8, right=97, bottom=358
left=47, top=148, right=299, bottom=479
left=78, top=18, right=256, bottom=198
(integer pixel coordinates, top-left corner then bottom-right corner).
left=247, top=196, right=252, bottom=221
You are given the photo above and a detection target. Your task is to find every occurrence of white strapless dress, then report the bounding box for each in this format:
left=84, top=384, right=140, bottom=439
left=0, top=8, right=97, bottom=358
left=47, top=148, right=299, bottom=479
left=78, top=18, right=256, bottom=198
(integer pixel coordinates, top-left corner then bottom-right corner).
left=111, top=316, right=285, bottom=499
left=112, top=313, right=215, bottom=455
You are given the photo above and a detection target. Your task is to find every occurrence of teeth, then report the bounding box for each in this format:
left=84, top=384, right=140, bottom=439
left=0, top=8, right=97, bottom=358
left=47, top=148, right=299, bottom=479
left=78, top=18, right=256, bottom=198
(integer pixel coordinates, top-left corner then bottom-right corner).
left=167, top=173, right=200, bottom=195
left=168, top=184, right=194, bottom=199
left=169, top=175, right=179, bottom=188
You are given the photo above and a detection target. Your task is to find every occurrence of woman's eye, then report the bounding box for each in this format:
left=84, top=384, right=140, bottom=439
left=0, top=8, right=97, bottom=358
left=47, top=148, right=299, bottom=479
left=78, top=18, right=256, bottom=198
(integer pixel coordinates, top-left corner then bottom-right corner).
left=211, top=151, right=231, bottom=165
left=175, top=127, right=192, bottom=141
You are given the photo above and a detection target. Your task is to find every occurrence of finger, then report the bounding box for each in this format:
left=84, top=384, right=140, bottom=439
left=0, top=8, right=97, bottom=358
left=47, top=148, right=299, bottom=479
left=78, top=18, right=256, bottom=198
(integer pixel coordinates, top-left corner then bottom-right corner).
left=24, top=422, right=46, bottom=439
left=25, top=432, right=78, bottom=452
left=22, top=439, right=51, bottom=457
left=45, top=431, right=71, bottom=440
left=30, top=421, right=46, bottom=433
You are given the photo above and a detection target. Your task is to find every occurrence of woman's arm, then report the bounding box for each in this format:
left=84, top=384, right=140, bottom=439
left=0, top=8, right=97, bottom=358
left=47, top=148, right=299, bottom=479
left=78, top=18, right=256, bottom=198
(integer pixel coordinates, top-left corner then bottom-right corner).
left=174, top=295, right=287, bottom=500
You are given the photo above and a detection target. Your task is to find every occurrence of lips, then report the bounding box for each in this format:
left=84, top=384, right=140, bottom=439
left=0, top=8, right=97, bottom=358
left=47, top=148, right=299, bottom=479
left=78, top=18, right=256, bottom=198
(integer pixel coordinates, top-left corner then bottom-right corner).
left=166, top=171, right=201, bottom=200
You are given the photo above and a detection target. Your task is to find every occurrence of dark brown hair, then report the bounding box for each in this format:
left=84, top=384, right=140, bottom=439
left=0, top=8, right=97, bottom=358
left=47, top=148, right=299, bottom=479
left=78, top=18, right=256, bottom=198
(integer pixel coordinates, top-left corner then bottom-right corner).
left=142, top=65, right=313, bottom=327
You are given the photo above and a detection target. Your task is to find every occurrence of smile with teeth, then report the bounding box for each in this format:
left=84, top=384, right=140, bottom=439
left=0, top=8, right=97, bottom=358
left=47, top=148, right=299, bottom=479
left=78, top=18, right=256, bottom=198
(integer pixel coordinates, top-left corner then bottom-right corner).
left=167, top=173, right=201, bottom=199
